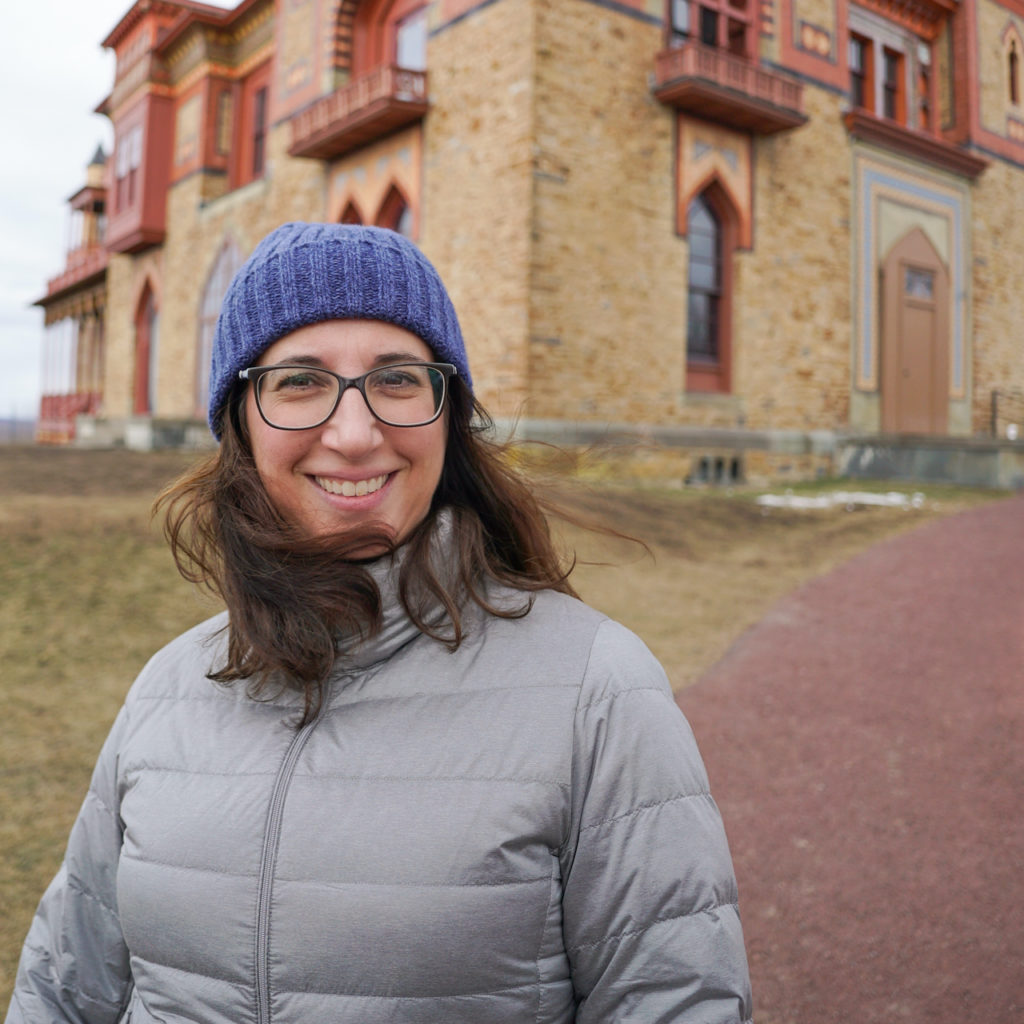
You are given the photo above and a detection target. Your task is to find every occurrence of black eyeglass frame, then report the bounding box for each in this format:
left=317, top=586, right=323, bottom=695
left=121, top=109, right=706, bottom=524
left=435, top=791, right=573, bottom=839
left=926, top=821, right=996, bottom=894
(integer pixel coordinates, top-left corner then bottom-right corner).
left=238, top=361, right=458, bottom=430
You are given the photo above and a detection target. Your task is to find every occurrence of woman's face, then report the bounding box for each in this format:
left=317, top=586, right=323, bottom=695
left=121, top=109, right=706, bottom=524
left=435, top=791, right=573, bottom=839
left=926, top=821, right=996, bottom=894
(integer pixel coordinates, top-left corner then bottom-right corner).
left=245, top=319, right=447, bottom=546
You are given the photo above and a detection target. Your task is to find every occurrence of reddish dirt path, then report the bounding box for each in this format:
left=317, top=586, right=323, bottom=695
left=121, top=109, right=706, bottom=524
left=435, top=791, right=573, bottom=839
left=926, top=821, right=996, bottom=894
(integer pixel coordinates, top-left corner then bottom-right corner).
left=678, top=495, right=1024, bottom=1024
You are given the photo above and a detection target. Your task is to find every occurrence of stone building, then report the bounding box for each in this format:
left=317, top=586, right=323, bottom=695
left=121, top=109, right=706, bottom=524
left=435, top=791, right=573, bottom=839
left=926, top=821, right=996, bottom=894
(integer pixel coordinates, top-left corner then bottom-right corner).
left=35, top=0, right=1024, bottom=483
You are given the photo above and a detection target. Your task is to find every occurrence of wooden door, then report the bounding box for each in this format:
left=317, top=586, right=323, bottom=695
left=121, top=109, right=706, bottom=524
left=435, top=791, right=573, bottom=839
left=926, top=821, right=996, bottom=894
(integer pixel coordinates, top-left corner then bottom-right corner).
left=880, top=228, right=950, bottom=435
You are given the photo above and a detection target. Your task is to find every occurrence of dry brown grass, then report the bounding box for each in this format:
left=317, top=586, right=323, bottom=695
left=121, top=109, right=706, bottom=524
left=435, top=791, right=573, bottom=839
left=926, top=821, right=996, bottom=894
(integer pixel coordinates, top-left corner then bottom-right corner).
left=0, top=444, right=1005, bottom=1000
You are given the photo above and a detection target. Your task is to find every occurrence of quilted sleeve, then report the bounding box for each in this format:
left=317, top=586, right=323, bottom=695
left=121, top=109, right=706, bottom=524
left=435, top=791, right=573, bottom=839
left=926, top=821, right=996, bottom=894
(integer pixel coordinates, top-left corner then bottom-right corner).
left=561, top=620, right=753, bottom=1024
left=6, top=706, right=133, bottom=1024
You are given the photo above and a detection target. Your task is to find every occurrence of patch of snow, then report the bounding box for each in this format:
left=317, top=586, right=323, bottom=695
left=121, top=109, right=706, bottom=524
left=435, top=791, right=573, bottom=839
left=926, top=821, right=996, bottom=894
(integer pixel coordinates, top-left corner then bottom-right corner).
left=755, top=490, right=926, bottom=511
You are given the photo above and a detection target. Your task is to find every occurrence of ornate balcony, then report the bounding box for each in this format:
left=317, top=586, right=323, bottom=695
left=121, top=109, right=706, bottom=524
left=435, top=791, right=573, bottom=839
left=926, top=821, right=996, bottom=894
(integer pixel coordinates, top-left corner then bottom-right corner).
left=40, top=244, right=109, bottom=304
left=653, top=42, right=806, bottom=134
left=290, top=65, right=428, bottom=161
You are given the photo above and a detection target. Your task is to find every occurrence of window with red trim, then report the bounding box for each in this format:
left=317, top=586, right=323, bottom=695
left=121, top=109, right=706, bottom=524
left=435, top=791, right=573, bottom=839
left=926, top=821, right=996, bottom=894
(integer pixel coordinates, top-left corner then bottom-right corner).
left=687, top=194, right=722, bottom=365
left=847, top=9, right=931, bottom=131
left=115, top=125, right=143, bottom=213
left=849, top=35, right=872, bottom=112
left=685, top=189, right=734, bottom=393
left=340, top=202, right=364, bottom=224
left=918, top=60, right=931, bottom=130
left=669, top=0, right=755, bottom=59
left=376, top=185, right=413, bottom=237
left=230, top=62, right=271, bottom=189
left=1010, top=39, right=1021, bottom=106
left=252, top=87, right=268, bottom=178
left=353, top=0, right=429, bottom=77
left=882, top=48, right=904, bottom=121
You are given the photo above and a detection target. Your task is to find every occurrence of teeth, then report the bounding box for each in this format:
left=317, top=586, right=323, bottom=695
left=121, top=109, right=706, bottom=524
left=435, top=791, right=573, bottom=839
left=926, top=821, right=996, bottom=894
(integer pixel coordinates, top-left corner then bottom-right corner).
left=316, top=474, right=388, bottom=497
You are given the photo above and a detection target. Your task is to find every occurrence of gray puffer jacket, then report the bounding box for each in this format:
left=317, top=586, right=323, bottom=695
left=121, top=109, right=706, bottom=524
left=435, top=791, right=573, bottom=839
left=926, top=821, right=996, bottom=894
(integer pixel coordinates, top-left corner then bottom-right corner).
left=8, top=556, right=752, bottom=1023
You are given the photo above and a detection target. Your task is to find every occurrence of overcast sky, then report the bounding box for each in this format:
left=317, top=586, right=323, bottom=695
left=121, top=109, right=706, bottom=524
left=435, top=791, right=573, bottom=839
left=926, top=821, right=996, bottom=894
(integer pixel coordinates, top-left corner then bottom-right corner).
left=0, top=0, right=234, bottom=421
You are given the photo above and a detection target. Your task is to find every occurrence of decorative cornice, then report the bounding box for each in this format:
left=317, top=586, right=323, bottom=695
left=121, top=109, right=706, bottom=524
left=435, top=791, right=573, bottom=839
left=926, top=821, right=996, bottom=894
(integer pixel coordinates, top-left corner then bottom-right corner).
left=844, top=110, right=988, bottom=179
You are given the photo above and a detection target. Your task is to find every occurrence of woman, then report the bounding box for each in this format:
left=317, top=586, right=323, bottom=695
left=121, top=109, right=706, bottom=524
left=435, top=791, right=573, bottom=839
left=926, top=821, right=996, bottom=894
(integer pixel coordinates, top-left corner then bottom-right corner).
left=8, top=223, right=753, bottom=1023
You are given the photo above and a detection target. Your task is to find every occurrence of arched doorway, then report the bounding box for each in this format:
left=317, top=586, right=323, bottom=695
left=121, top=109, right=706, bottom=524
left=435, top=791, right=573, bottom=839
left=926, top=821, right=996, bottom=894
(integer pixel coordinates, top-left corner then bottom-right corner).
left=880, top=227, right=950, bottom=434
left=196, top=239, right=242, bottom=416
left=133, top=284, right=159, bottom=415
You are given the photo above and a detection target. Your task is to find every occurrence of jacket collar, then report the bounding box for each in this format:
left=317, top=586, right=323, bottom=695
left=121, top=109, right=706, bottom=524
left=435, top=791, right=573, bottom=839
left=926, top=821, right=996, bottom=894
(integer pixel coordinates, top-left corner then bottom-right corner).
left=336, top=510, right=455, bottom=672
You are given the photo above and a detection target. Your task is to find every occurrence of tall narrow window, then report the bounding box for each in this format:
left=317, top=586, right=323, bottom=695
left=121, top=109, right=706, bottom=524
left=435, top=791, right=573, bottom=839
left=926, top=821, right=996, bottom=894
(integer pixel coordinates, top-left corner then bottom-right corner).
left=917, top=56, right=931, bottom=131
left=699, top=6, right=718, bottom=46
left=128, top=127, right=142, bottom=205
left=670, top=0, right=690, bottom=42
left=1010, top=41, right=1020, bottom=105
left=252, top=87, right=268, bottom=177
left=882, top=48, right=903, bottom=121
left=215, top=90, right=233, bottom=156
left=115, top=125, right=143, bottom=212
left=687, top=194, right=722, bottom=365
left=395, top=6, right=427, bottom=70
left=726, top=0, right=750, bottom=56
left=850, top=35, right=871, bottom=111
left=352, top=0, right=431, bottom=77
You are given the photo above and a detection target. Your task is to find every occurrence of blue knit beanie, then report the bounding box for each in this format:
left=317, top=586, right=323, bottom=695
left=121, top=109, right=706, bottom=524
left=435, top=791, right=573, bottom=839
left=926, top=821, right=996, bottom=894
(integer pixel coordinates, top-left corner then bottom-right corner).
left=208, top=222, right=471, bottom=438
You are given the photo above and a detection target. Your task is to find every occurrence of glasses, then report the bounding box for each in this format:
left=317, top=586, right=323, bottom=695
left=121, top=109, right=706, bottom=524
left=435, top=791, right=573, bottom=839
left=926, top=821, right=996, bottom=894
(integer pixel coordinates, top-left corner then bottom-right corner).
left=239, top=362, right=457, bottom=430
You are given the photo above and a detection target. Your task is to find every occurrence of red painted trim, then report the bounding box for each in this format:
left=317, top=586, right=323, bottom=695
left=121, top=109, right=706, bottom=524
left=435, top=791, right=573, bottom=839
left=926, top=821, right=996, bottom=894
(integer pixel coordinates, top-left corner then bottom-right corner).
left=778, top=0, right=847, bottom=92
left=845, top=109, right=988, bottom=177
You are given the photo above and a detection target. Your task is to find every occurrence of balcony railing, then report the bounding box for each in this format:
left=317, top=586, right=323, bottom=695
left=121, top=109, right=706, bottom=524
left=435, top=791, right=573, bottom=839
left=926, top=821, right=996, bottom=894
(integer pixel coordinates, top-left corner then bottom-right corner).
left=42, top=244, right=109, bottom=302
left=653, top=42, right=806, bottom=134
left=290, top=65, right=429, bottom=160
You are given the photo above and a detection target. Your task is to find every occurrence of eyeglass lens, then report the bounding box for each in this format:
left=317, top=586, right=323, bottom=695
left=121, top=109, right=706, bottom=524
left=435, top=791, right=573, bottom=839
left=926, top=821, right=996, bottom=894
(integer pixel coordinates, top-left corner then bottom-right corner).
left=256, top=364, right=446, bottom=428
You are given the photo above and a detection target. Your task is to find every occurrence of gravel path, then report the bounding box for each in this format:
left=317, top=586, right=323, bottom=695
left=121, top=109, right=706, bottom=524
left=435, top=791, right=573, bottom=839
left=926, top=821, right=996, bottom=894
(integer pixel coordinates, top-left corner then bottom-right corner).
left=678, top=495, right=1024, bottom=1024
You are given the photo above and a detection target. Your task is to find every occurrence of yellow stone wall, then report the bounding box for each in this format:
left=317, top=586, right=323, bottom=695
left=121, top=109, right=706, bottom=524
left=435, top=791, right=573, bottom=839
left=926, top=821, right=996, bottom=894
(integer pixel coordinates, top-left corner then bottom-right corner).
left=970, top=155, right=1024, bottom=432
left=418, top=0, right=536, bottom=418
left=527, top=0, right=687, bottom=424
left=978, top=0, right=1024, bottom=134
left=738, top=85, right=854, bottom=433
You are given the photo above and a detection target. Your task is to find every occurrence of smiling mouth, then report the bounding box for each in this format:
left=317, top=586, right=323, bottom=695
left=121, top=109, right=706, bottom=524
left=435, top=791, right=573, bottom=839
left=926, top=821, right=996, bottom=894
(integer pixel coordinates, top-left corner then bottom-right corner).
left=314, top=473, right=389, bottom=497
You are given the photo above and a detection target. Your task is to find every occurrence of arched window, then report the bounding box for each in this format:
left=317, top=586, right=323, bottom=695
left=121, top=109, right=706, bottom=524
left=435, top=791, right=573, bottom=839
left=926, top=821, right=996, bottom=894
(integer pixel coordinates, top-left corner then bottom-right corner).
left=196, top=239, right=242, bottom=416
left=134, top=284, right=159, bottom=415
left=1010, top=39, right=1020, bottom=105
left=376, top=184, right=414, bottom=237
left=340, top=201, right=364, bottom=224
left=685, top=189, right=733, bottom=392
left=352, top=0, right=429, bottom=77
left=687, top=194, right=721, bottom=362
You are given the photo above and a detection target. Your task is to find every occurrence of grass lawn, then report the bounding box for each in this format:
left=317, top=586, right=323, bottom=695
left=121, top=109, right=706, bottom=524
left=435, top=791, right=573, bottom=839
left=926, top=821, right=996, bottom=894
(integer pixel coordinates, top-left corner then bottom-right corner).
left=0, top=444, right=1006, bottom=1000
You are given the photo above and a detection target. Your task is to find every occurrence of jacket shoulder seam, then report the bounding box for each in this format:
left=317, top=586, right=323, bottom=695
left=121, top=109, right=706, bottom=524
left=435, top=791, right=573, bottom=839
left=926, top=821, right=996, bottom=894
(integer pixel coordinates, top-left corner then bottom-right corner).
left=567, top=901, right=740, bottom=953
left=577, top=684, right=671, bottom=712
left=578, top=791, right=714, bottom=833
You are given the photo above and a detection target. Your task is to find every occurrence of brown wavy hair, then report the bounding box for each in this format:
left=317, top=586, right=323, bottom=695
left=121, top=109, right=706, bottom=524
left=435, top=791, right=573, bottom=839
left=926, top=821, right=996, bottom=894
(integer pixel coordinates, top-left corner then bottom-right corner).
left=156, top=378, right=578, bottom=724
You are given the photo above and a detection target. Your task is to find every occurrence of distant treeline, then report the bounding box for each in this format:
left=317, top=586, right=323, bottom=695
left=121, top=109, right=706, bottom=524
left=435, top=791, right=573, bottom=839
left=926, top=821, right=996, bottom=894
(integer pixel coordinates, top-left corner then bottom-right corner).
left=0, top=419, right=36, bottom=443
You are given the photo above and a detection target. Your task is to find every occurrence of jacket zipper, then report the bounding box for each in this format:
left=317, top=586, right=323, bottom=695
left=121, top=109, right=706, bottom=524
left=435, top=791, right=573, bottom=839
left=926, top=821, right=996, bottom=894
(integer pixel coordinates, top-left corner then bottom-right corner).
left=254, top=705, right=328, bottom=1024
